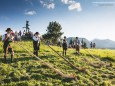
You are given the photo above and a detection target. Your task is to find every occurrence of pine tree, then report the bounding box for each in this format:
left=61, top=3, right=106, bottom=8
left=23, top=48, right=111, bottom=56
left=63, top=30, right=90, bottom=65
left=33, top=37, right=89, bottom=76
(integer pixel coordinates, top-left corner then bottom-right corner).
left=43, top=21, right=63, bottom=44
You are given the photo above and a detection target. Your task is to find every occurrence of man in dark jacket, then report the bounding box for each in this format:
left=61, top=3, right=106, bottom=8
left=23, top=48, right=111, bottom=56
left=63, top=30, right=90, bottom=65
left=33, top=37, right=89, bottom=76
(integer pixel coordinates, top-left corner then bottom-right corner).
left=62, top=36, right=67, bottom=56
left=75, top=37, right=80, bottom=55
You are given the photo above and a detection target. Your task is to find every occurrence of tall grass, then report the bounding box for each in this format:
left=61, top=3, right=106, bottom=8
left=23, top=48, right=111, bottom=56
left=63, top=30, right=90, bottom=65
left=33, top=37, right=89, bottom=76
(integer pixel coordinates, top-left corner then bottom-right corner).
left=0, top=41, right=115, bottom=86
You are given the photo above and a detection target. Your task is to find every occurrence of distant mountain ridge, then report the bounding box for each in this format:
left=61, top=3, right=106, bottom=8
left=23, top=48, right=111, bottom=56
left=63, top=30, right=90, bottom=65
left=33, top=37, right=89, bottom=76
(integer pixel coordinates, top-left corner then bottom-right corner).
left=67, top=37, right=115, bottom=49
left=91, top=39, right=115, bottom=49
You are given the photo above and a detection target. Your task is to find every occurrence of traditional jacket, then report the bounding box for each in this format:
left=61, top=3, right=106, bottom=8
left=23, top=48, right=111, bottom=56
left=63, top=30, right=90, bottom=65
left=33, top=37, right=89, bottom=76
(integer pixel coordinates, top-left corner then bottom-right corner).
left=33, top=35, right=40, bottom=50
left=62, top=39, right=67, bottom=50
left=2, top=34, right=13, bottom=48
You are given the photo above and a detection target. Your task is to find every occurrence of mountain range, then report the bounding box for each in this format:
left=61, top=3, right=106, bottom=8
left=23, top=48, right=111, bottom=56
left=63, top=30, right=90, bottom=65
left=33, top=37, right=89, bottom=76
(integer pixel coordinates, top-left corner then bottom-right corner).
left=67, top=37, right=115, bottom=49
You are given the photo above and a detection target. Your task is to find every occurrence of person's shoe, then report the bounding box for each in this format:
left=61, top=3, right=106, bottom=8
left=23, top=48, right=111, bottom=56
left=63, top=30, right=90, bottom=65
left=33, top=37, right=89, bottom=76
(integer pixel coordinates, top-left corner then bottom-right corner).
left=4, top=55, right=6, bottom=63
left=76, top=52, right=80, bottom=55
left=36, top=51, right=38, bottom=57
left=33, top=51, right=36, bottom=55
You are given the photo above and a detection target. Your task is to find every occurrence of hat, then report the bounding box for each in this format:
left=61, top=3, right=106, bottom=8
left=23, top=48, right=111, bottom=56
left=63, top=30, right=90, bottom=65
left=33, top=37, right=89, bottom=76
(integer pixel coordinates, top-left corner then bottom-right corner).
left=6, top=28, right=12, bottom=32
left=35, top=32, right=39, bottom=35
left=76, top=37, right=78, bottom=38
left=64, top=36, right=66, bottom=38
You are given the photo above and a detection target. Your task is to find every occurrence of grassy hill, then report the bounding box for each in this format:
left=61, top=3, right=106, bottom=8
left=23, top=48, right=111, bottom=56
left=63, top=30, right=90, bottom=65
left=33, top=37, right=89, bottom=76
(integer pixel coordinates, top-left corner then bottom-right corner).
left=0, top=41, right=115, bottom=86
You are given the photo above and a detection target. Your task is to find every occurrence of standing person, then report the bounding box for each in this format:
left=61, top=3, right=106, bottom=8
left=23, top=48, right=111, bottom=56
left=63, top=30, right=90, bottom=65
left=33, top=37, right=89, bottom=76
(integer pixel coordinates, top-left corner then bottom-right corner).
left=19, top=30, right=22, bottom=37
left=2, top=28, right=14, bottom=63
left=57, top=38, right=61, bottom=47
left=75, top=37, right=80, bottom=55
left=93, top=43, right=96, bottom=48
left=62, top=36, right=67, bottom=56
left=14, top=31, right=18, bottom=41
left=69, top=38, right=73, bottom=48
left=33, top=32, right=40, bottom=56
left=81, top=38, right=84, bottom=48
left=90, top=42, right=93, bottom=48
left=23, top=30, right=26, bottom=36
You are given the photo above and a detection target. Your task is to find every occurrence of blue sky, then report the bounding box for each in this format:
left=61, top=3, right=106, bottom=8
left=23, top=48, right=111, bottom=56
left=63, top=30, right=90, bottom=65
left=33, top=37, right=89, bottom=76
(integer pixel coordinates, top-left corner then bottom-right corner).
left=0, top=0, right=115, bottom=41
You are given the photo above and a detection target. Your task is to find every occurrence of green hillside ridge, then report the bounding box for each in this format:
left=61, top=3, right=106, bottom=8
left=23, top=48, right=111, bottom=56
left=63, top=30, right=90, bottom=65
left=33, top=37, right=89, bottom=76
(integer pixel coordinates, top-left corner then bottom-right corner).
left=0, top=41, right=115, bottom=86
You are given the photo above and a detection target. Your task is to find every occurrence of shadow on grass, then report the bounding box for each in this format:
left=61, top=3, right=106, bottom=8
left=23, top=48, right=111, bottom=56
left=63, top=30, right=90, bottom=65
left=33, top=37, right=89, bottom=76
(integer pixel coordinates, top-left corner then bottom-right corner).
left=40, top=54, right=56, bottom=59
left=14, top=56, right=37, bottom=62
left=0, top=54, right=57, bottom=64
left=101, top=57, right=115, bottom=62
left=0, top=58, right=5, bottom=63
left=0, top=56, right=40, bottom=63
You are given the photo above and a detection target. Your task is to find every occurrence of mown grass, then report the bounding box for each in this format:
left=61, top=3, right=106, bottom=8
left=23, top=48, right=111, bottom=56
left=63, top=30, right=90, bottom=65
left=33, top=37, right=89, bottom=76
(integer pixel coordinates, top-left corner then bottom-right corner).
left=0, top=41, right=115, bottom=86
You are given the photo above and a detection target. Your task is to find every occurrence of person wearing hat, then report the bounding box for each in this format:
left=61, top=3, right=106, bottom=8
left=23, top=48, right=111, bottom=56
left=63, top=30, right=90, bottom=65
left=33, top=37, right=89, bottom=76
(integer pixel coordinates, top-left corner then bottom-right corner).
left=75, top=37, right=80, bottom=55
left=62, top=36, right=67, bottom=56
left=33, top=32, right=41, bottom=56
left=2, top=28, right=14, bottom=63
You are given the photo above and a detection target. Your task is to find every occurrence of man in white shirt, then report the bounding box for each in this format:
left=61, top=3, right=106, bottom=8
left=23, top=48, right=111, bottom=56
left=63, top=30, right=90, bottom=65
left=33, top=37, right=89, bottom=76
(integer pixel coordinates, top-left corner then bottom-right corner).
left=33, top=32, right=40, bottom=56
left=2, top=28, right=14, bottom=63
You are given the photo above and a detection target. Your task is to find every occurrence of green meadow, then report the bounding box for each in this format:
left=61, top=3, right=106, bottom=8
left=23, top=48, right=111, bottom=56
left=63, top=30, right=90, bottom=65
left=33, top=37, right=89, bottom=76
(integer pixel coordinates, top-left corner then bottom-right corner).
left=0, top=41, right=115, bottom=86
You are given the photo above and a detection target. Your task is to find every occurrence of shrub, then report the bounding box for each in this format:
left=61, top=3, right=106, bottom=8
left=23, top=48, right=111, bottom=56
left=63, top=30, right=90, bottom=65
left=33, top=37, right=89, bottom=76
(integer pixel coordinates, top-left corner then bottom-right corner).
left=3, top=78, right=11, bottom=83
left=20, top=76, right=30, bottom=81
left=16, top=81, right=29, bottom=86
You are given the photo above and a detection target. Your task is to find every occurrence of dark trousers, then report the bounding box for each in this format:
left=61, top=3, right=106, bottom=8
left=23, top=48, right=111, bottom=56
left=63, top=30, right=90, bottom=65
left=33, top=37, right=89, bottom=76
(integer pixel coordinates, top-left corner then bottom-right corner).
left=33, top=42, right=39, bottom=56
left=3, top=44, right=14, bottom=62
left=33, top=50, right=38, bottom=56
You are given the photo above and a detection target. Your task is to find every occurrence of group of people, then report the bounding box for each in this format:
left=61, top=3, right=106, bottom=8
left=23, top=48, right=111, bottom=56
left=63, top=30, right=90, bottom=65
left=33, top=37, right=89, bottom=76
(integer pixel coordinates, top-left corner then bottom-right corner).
left=90, top=42, right=96, bottom=48
left=1, top=28, right=96, bottom=63
left=1, top=28, right=41, bottom=63
left=68, top=38, right=82, bottom=48
left=23, top=30, right=34, bottom=39
left=62, top=36, right=80, bottom=56
left=62, top=37, right=97, bottom=56
left=14, top=30, right=22, bottom=41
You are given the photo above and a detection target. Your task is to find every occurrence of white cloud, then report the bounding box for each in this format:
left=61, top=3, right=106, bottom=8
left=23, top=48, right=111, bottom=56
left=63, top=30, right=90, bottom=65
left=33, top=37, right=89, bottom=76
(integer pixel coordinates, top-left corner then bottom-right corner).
left=40, top=0, right=44, bottom=4
left=92, top=2, right=115, bottom=7
left=68, top=2, right=82, bottom=11
left=25, top=0, right=34, bottom=6
left=61, top=0, right=82, bottom=11
left=92, top=2, right=115, bottom=4
left=61, top=0, right=69, bottom=4
left=25, top=10, right=36, bottom=15
left=40, top=0, right=55, bottom=9
left=47, top=3, right=55, bottom=9
left=61, top=0, right=74, bottom=4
